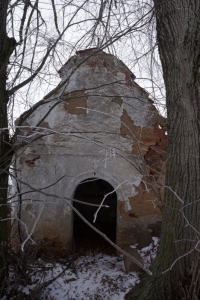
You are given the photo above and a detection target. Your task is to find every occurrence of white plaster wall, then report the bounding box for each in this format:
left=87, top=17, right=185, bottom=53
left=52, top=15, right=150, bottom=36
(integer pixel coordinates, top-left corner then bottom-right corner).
left=13, top=50, right=162, bottom=250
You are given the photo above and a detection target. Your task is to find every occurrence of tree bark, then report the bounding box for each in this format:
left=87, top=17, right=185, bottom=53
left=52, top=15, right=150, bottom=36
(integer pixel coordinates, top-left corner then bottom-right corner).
left=126, top=1, right=200, bottom=299
left=0, top=0, right=15, bottom=283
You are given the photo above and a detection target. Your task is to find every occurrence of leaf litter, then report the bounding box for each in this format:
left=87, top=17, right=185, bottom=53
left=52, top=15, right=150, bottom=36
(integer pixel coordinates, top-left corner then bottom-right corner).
left=3, top=237, right=159, bottom=300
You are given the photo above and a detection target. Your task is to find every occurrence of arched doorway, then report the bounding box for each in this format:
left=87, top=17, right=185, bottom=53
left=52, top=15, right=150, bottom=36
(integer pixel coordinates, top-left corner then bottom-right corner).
left=73, top=178, right=117, bottom=253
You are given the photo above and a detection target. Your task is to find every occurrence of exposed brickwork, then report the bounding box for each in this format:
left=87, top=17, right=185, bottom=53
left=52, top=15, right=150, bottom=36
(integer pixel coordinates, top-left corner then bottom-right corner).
left=112, top=96, right=123, bottom=106
left=25, top=154, right=40, bottom=168
left=119, top=108, right=166, bottom=223
left=120, top=109, right=167, bottom=160
left=63, top=91, right=88, bottom=114
left=39, top=121, right=50, bottom=130
left=22, top=121, right=31, bottom=132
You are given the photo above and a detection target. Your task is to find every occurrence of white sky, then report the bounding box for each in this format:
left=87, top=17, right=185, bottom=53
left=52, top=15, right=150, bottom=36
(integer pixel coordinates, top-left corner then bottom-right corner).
left=8, top=0, right=166, bottom=124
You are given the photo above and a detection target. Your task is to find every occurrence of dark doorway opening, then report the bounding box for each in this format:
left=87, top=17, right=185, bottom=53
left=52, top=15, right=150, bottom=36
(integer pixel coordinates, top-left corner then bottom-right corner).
left=73, top=178, right=117, bottom=254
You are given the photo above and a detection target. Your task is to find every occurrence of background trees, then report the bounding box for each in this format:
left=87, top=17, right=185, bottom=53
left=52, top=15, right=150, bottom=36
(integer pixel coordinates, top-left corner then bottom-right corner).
left=1, top=0, right=200, bottom=299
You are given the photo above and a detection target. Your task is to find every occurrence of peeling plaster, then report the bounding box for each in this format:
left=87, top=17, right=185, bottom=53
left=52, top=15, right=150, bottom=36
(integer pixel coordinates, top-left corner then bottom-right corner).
left=13, top=49, right=166, bottom=251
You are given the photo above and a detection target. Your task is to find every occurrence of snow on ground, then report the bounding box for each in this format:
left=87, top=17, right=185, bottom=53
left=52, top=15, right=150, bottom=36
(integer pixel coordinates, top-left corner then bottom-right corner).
left=3, top=237, right=159, bottom=300
left=138, top=237, right=159, bottom=268
left=38, top=253, right=140, bottom=300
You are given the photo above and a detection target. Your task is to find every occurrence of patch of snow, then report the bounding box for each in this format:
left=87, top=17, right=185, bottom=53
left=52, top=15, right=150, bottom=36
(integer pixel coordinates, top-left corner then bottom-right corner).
left=130, top=244, right=138, bottom=249
left=2, top=237, right=160, bottom=300
left=39, top=254, right=139, bottom=300
left=139, top=237, right=160, bottom=268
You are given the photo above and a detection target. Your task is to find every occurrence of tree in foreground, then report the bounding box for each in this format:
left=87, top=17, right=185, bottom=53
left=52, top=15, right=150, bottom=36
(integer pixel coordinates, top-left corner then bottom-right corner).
left=0, top=0, right=16, bottom=283
left=126, top=1, right=200, bottom=299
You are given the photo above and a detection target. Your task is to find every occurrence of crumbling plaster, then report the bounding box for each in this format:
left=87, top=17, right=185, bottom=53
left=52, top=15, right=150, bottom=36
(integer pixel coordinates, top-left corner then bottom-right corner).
left=13, top=48, right=166, bottom=251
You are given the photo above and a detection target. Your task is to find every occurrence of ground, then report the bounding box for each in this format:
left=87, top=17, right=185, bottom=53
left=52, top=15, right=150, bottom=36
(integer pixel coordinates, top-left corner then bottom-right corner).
left=2, top=238, right=159, bottom=300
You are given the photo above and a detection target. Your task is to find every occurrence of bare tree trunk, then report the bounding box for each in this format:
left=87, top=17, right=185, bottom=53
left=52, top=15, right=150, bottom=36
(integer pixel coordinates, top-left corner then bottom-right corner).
left=0, top=0, right=15, bottom=283
left=126, top=1, right=200, bottom=299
